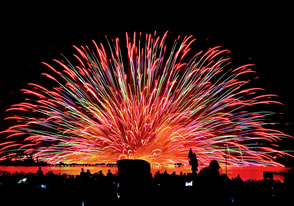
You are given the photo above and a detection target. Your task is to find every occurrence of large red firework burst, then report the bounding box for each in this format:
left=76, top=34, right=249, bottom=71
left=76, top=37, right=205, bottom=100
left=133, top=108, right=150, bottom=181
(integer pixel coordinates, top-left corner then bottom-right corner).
left=0, top=31, right=293, bottom=168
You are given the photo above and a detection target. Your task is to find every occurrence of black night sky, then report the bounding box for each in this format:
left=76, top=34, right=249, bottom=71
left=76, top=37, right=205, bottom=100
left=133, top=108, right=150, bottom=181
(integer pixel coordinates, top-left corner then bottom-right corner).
left=1, top=4, right=294, bottom=152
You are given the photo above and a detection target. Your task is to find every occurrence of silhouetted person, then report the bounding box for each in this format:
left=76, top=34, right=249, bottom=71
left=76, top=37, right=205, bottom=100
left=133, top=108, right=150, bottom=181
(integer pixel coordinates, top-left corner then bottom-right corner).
left=80, top=168, right=85, bottom=176
left=86, top=169, right=91, bottom=176
left=107, top=169, right=112, bottom=177
left=36, top=167, right=44, bottom=177
left=36, top=167, right=44, bottom=184
left=188, top=148, right=198, bottom=174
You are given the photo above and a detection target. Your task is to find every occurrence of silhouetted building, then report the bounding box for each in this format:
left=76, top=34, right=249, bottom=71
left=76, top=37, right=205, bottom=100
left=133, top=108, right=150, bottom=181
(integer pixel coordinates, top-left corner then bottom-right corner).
left=117, top=159, right=154, bottom=202
left=197, top=160, right=227, bottom=204
left=264, top=171, right=273, bottom=180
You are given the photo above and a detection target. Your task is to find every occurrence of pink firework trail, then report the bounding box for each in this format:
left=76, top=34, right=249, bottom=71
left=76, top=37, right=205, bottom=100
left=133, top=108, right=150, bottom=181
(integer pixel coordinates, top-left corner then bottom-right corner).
left=0, top=31, right=293, bottom=168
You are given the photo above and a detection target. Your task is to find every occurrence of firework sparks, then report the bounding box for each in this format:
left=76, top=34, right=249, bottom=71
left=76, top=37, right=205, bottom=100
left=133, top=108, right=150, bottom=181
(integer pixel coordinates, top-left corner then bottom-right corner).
left=0, top=31, right=292, bottom=167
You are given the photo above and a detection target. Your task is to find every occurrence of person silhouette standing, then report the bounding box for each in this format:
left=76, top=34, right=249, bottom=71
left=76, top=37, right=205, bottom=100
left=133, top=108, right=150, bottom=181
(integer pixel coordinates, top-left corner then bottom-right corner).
left=188, top=148, right=198, bottom=175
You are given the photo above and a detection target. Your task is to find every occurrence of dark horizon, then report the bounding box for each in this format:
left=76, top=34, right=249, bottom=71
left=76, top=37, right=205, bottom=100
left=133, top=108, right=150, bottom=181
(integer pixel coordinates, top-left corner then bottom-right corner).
left=1, top=158, right=294, bottom=205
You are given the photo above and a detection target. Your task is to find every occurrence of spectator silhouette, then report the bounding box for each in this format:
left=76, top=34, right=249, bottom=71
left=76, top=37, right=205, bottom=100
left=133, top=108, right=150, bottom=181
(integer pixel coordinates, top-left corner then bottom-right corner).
left=188, top=148, right=198, bottom=174
left=86, top=169, right=91, bottom=176
left=80, top=168, right=85, bottom=176
left=36, top=167, right=44, bottom=177
left=107, top=169, right=112, bottom=177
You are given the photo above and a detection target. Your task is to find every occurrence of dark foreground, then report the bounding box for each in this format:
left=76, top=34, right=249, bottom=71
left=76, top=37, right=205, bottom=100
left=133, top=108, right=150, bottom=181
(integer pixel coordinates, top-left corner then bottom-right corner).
left=1, top=167, right=294, bottom=206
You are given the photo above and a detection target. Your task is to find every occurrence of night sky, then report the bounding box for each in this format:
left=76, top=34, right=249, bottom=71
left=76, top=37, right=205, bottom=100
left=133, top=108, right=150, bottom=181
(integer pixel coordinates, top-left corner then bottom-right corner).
left=1, top=4, right=293, bottom=148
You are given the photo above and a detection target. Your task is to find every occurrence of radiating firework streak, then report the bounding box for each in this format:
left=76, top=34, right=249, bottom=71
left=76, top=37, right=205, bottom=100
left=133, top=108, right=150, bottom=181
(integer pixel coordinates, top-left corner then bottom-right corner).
left=0, top=31, right=293, bottom=167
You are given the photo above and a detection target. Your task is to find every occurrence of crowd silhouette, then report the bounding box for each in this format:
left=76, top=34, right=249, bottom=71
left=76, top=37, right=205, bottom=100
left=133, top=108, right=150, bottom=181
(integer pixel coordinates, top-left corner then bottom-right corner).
left=0, top=150, right=293, bottom=205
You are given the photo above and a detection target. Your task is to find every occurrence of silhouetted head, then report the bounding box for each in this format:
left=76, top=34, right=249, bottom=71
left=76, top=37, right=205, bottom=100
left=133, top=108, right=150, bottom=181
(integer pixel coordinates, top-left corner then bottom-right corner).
left=209, top=160, right=220, bottom=170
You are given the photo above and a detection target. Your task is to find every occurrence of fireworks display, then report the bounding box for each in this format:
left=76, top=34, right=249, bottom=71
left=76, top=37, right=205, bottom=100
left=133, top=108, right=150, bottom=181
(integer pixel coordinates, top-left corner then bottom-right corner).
left=0, top=31, right=293, bottom=168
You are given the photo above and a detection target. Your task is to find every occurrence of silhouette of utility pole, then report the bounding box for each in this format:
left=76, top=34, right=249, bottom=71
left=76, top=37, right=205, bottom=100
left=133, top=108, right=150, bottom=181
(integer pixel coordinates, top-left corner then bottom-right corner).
left=224, top=143, right=228, bottom=175
left=188, top=148, right=198, bottom=174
